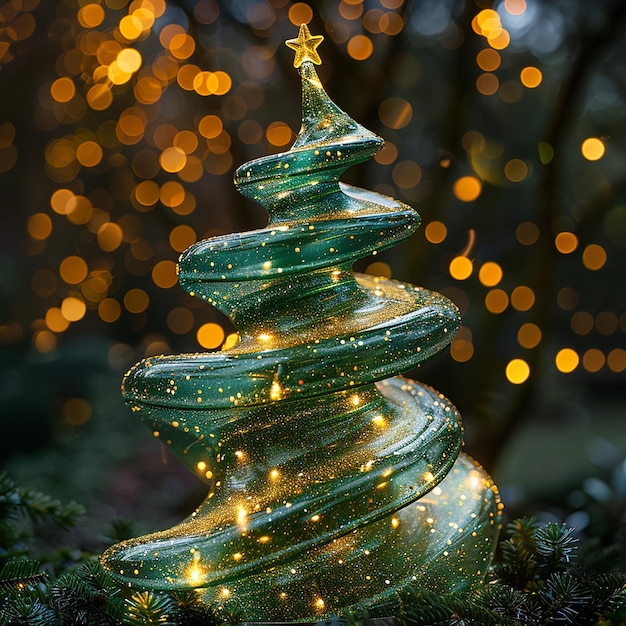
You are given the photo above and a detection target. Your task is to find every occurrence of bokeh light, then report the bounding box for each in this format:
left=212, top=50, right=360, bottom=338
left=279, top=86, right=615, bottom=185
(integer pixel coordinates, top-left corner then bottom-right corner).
left=555, top=348, right=580, bottom=373
left=453, top=176, right=482, bottom=201
left=520, top=67, right=542, bottom=88
left=506, top=359, right=530, bottom=384
left=581, top=137, right=605, bottom=161
left=197, top=322, right=225, bottom=349
left=449, top=256, right=473, bottom=280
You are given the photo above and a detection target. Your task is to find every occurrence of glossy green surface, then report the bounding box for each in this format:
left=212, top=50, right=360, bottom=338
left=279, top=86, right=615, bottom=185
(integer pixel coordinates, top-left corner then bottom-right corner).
left=101, top=40, right=501, bottom=620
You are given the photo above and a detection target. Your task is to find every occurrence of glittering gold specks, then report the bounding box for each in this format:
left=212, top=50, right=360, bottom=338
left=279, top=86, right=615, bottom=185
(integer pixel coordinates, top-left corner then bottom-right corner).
left=101, top=25, right=501, bottom=624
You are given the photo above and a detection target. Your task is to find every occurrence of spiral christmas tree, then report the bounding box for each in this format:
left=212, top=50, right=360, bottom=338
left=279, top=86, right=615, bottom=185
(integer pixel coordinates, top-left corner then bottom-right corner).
left=102, top=25, right=502, bottom=621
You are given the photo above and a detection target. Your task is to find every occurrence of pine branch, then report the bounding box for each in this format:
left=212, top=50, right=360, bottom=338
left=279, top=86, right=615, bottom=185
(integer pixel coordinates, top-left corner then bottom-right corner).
left=168, top=590, right=220, bottom=626
left=534, top=523, right=578, bottom=570
left=48, top=571, right=120, bottom=625
left=101, top=518, right=142, bottom=545
left=395, top=586, right=518, bottom=626
left=0, top=472, right=85, bottom=531
left=0, top=595, right=57, bottom=626
left=493, top=518, right=540, bottom=589
left=540, top=571, right=592, bottom=624
left=0, top=559, right=48, bottom=593
left=124, top=591, right=177, bottom=626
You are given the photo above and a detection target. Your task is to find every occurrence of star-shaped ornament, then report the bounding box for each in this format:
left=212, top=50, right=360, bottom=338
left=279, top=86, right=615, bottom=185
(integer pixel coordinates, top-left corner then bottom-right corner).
left=286, top=23, right=324, bottom=68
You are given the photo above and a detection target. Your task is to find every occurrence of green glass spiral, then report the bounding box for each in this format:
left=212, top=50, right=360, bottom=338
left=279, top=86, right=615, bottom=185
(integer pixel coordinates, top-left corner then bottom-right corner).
left=101, top=26, right=501, bottom=621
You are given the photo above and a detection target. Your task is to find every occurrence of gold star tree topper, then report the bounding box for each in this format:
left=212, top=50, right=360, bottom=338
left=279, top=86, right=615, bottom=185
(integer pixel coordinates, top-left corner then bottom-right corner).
left=286, top=23, right=324, bottom=68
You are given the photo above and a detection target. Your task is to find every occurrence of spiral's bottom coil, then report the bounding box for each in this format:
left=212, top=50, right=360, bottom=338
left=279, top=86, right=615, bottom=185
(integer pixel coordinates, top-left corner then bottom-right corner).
left=203, top=450, right=500, bottom=621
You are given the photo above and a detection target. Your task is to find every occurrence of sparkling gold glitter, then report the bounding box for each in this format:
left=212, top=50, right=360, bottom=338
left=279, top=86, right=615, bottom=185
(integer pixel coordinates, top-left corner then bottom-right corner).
left=101, top=28, right=501, bottom=621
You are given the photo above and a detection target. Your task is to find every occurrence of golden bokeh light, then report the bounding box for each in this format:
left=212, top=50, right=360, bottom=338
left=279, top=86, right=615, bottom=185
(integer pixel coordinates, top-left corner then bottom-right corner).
left=510, top=285, right=535, bottom=311
left=485, top=289, right=509, bottom=314
left=392, top=160, right=421, bottom=189
left=288, top=3, right=313, bottom=26
left=424, top=221, right=447, bottom=244
left=33, top=330, right=57, bottom=354
left=46, top=307, right=70, bottom=333
left=504, top=158, right=528, bottom=182
left=198, top=115, right=224, bottom=139
left=378, top=97, right=412, bottom=130
left=177, top=154, right=204, bottom=183
left=453, top=176, right=482, bottom=202
left=450, top=327, right=474, bottom=363
left=60, top=256, right=88, bottom=285
left=582, top=244, right=607, bottom=270
left=517, top=323, right=541, bottom=349
left=76, top=141, right=103, bottom=167
left=119, top=14, right=143, bottom=40
left=362, top=8, right=384, bottom=35
left=596, top=311, right=618, bottom=335
left=160, top=146, right=187, bottom=173
left=478, top=261, right=503, bottom=287
left=473, top=9, right=499, bottom=36
left=364, top=261, right=392, bottom=279
left=193, top=71, right=232, bottom=96
left=571, top=311, right=594, bottom=335
left=174, top=130, right=199, bottom=155
left=61, top=296, right=87, bottom=322
left=581, top=137, right=605, bottom=161
left=449, top=256, right=473, bottom=281
left=207, top=130, right=232, bottom=154
left=135, top=180, right=160, bottom=207
left=380, top=12, right=404, bottom=36
left=582, top=348, right=605, bottom=373
left=97, top=222, right=123, bottom=251
left=555, top=348, right=579, bottom=373
left=607, top=349, right=626, bottom=373
left=117, top=48, right=142, bottom=73
left=520, top=67, right=542, bottom=88
left=339, top=2, right=363, bottom=21
left=222, top=333, right=239, bottom=351
left=506, top=359, right=530, bottom=384
left=476, top=73, right=499, bottom=96
left=167, top=307, right=195, bottom=334
left=152, top=260, right=178, bottom=289
left=373, top=142, right=398, bottom=165
left=124, top=288, right=150, bottom=314
left=347, top=35, right=374, bottom=61
left=27, top=213, right=53, bottom=240
left=63, top=397, right=92, bottom=426
left=98, top=298, right=122, bottom=323
left=168, top=33, right=195, bottom=60
left=266, top=121, right=293, bottom=147
left=50, top=77, right=76, bottom=103
left=488, top=29, right=511, bottom=51
left=135, top=76, right=162, bottom=104
left=178, top=64, right=201, bottom=91
left=169, top=225, right=196, bottom=253
left=87, top=83, right=113, bottom=110
left=77, top=4, right=106, bottom=28
left=450, top=338, right=474, bottom=363
left=476, top=48, right=501, bottom=71
left=160, top=181, right=185, bottom=208
left=197, top=322, right=225, bottom=349
left=554, top=232, right=578, bottom=254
